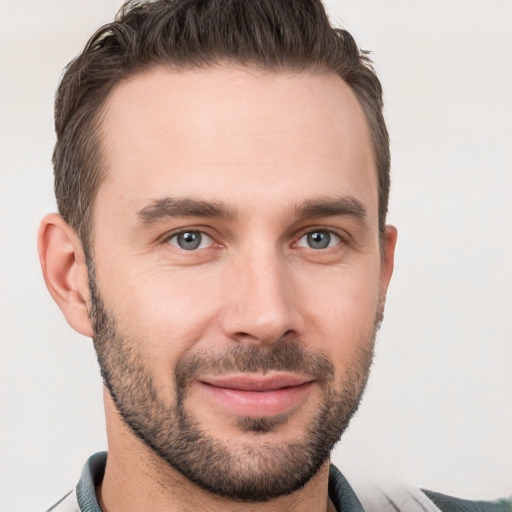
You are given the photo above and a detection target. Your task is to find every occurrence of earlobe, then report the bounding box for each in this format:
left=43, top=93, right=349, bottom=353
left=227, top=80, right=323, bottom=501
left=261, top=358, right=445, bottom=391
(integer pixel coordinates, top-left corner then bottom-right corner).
left=37, top=214, right=94, bottom=338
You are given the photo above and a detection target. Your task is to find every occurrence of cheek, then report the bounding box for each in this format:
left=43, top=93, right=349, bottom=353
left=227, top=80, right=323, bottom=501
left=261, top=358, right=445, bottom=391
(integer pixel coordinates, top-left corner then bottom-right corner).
left=296, top=262, right=381, bottom=354
left=101, top=264, right=226, bottom=356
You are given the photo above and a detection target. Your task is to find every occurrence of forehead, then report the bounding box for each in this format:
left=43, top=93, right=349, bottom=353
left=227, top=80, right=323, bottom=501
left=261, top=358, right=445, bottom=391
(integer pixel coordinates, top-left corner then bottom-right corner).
left=96, top=65, right=377, bottom=223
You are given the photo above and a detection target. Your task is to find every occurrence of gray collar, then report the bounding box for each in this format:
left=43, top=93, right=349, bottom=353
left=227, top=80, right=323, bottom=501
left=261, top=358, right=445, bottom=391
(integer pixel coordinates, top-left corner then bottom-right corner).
left=74, top=451, right=365, bottom=512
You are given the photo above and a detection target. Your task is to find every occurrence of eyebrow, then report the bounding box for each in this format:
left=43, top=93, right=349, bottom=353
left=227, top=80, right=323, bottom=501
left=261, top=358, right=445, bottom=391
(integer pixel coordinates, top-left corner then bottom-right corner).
left=137, top=195, right=367, bottom=226
left=294, top=196, right=367, bottom=222
left=137, top=197, right=237, bottom=225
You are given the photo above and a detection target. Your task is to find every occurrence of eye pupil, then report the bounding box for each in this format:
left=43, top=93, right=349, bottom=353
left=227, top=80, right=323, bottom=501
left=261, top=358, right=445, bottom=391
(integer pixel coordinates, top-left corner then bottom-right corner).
left=177, top=231, right=201, bottom=250
left=307, top=231, right=330, bottom=249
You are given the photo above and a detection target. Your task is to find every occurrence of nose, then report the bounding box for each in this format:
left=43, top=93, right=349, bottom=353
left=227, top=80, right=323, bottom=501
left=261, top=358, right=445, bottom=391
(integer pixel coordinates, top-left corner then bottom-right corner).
left=220, top=247, right=303, bottom=346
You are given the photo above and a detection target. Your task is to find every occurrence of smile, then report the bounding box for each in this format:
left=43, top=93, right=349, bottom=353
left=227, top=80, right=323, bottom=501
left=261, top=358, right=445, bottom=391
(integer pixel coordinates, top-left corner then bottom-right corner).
left=197, top=373, right=315, bottom=418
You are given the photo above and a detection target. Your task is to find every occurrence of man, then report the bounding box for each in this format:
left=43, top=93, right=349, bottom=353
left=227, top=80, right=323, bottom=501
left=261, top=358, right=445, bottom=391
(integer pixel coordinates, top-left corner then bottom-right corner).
left=37, top=1, right=511, bottom=511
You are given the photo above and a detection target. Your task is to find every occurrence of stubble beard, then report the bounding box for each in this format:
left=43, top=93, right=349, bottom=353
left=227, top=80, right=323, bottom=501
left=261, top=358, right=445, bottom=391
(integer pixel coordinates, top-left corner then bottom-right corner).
left=88, top=270, right=380, bottom=502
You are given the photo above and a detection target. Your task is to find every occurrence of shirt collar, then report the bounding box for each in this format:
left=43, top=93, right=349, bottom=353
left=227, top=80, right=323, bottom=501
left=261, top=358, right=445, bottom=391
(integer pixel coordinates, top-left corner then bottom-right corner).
left=76, top=452, right=364, bottom=511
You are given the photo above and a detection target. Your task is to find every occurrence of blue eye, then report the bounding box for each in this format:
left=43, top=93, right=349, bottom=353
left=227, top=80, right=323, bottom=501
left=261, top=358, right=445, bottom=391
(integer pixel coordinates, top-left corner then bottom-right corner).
left=297, top=230, right=340, bottom=249
left=168, top=231, right=212, bottom=250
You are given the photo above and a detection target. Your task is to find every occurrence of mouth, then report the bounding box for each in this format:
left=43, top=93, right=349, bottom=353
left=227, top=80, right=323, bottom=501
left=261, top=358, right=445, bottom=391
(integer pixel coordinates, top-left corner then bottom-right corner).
left=197, top=372, right=315, bottom=418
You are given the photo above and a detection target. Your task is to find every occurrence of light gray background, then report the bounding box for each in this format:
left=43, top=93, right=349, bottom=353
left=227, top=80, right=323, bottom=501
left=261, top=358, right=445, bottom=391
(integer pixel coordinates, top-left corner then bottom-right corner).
left=1, top=1, right=511, bottom=510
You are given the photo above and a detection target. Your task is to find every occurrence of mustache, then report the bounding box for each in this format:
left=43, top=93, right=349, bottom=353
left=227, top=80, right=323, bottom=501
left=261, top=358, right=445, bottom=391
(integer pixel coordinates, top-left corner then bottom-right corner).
left=175, top=340, right=335, bottom=390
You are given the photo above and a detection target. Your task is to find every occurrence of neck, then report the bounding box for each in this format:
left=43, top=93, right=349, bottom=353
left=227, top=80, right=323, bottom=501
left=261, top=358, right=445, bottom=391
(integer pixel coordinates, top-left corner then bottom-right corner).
left=98, top=452, right=334, bottom=512
left=99, top=396, right=334, bottom=512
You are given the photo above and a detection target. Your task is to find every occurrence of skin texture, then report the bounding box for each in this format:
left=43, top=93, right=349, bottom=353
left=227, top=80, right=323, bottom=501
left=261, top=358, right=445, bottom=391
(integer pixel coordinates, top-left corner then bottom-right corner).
left=38, top=66, right=396, bottom=512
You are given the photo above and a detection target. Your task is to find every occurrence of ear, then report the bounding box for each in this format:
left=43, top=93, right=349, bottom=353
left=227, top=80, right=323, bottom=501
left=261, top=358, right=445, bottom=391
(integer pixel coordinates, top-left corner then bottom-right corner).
left=38, top=213, right=94, bottom=338
left=379, top=225, right=398, bottom=307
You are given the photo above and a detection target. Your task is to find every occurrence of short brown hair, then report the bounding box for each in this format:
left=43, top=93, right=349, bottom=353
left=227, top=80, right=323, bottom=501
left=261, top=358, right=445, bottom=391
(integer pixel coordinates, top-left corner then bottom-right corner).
left=53, top=0, right=390, bottom=250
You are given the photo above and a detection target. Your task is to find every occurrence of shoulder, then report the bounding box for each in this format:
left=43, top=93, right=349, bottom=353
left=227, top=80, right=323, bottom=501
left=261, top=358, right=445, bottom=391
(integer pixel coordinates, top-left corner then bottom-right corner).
left=329, top=463, right=512, bottom=512
left=423, top=489, right=512, bottom=512
left=46, top=452, right=107, bottom=512
left=46, top=489, right=79, bottom=512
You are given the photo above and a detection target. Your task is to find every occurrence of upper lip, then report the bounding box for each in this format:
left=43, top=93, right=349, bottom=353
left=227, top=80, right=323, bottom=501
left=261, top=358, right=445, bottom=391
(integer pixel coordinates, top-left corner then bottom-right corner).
left=199, top=373, right=314, bottom=391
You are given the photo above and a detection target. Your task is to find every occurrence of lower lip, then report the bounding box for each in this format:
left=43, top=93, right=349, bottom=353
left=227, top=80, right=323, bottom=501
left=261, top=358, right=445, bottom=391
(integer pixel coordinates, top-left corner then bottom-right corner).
left=197, top=381, right=314, bottom=417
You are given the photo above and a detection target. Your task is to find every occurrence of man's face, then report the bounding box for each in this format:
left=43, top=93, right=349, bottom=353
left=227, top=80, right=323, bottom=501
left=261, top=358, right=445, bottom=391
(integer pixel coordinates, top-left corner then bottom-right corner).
left=88, top=66, right=395, bottom=500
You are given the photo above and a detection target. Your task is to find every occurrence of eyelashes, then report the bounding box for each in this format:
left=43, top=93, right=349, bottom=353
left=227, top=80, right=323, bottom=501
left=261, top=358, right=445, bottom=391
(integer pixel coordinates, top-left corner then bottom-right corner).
left=167, top=230, right=214, bottom=251
left=295, top=230, right=341, bottom=250
left=165, top=227, right=346, bottom=254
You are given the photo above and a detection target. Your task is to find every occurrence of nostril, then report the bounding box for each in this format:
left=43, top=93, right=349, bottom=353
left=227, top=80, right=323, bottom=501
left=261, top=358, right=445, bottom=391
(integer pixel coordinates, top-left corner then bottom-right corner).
left=280, top=330, right=296, bottom=341
left=233, top=329, right=297, bottom=345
